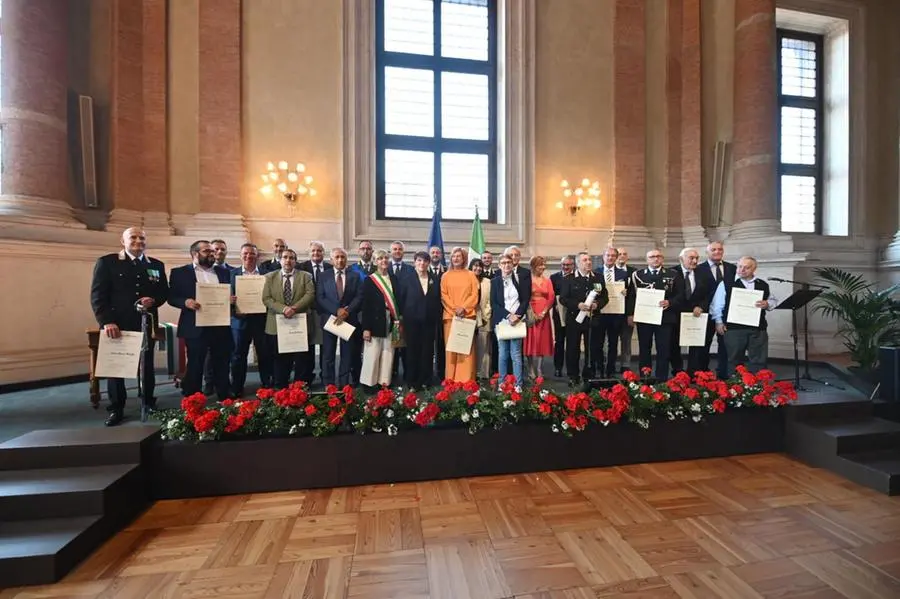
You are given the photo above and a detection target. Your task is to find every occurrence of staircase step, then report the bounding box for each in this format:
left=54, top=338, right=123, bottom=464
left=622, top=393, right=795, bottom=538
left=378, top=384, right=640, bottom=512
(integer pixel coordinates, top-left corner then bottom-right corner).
left=786, top=394, right=873, bottom=421
left=0, top=516, right=102, bottom=587
left=0, top=464, right=140, bottom=520
left=837, top=450, right=900, bottom=496
left=794, top=417, right=900, bottom=454
left=0, top=426, right=159, bottom=471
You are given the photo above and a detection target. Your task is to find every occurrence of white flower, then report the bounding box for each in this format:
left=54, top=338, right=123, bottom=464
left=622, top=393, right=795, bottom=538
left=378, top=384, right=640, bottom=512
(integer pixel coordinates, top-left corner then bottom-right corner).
left=635, top=419, right=650, bottom=429
left=159, top=432, right=168, bottom=440
left=372, top=426, right=382, bottom=433
left=601, top=420, right=610, bottom=427
left=539, top=389, right=549, bottom=399
left=167, top=418, right=180, bottom=429
left=514, top=385, right=522, bottom=394
left=551, top=424, right=560, bottom=433
left=387, top=424, right=398, bottom=436
left=473, top=389, right=481, bottom=397
left=629, top=382, right=639, bottom=390
left=289, top=425, right=299, bottom=435
left=502, top=400, right=514, bottom=409
left=667, top=411, right=676, bottom=421
left=461, top=413, right=471, bottom=423
left=561, top=420, right=569, bottom=430
left=386, top=409, right=394, bottom=418
left=730, top=388, right=738, bottom=397
left=690, top=402, right=701, bottom=413
left=472, top=409, right=480, bottom=419
left=299, top=419, right=307, bottom=428
left=692, top=415, right=702, bottom=422
left=735, top=401, right=743, bottom=408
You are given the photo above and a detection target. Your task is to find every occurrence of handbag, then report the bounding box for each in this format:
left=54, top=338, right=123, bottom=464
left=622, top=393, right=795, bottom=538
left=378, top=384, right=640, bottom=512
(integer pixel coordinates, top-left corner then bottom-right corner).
left=526, top=306, right=538, bottom=326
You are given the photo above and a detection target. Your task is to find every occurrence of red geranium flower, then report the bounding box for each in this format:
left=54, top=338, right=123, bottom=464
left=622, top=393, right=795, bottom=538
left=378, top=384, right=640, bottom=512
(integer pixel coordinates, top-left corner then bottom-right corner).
left=712, top=399, right=726, bottom=413
left=304, top=404, right=317, bottom=416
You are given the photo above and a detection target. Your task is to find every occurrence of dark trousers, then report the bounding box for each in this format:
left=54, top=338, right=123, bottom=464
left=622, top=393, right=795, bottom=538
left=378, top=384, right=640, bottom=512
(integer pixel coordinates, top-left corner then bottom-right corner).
left=701, top=318, right=729, bottom=377
left=565, top=323, right=595, bottom=380
left=183, top=331, right=233, bottom=399
left=203, top=351, right=215, bottom=393
left=552, top=308, right=566, bottom=372
left=595, top=315, right=623, bottom=378
left=724, top=328, right=769, bottom=374
left=231, top=321, right=272, bottom=395
left=107, top=338, right=156, bottom=412
left=637, top=322, right=672, bottom=380
left=321, top=330, right=354, bottom=387
left=350, top=330, right=363, bottom=384
left=299, top=345, right=321, bottom=385
left=273, top=342, right=308, bottom=389
left=405, top=319, right=437, bottom=388
left=392, top=348, right=406, bottom=382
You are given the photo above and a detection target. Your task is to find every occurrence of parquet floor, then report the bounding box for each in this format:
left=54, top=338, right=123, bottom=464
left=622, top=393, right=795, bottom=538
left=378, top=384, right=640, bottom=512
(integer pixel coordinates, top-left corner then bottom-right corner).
left=3, top=454, right=900, bottom=598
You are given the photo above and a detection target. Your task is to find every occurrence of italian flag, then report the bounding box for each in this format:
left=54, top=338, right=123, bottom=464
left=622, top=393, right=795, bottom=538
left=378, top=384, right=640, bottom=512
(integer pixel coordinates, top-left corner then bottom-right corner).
left=468, top=207, right=486, bottom=264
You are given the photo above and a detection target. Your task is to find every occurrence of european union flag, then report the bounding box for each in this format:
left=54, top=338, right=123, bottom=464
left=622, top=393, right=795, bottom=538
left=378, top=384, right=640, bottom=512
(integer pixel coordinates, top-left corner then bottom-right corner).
left=427, top=203, right=446, bottom=265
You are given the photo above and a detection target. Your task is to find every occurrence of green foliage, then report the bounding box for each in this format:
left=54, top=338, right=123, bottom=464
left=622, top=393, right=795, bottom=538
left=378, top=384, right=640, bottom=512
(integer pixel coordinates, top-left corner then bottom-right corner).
left=812, top=267, right=900, bottom=373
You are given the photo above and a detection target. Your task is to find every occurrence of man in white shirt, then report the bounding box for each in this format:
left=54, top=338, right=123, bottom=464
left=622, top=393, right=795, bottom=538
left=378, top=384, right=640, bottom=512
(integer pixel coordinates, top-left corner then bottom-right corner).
left=710, top=256, right=778, bottom=374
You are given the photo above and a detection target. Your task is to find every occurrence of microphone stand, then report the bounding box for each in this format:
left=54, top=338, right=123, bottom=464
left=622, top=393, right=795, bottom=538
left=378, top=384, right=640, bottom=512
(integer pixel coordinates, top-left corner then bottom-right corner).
left=770, top=277, right=844, bottom=390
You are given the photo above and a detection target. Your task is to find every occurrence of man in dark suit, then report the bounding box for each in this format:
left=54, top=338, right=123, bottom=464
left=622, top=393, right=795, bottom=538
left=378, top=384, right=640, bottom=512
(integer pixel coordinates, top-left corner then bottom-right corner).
left=168, top=240, right=234, bottom=399
left=615, top=247, right=637, bottom=372
left=671, top=248, right=710, bottom=376
left=297, top=241, right=333, bottom=386
left=550, top=255, right=575, bottom=377
left=389, top=241, right=413, bottom=381
left=349, top=239, right=376, bottom=280
left=90, top=227, right=169, bottom=426
left=317, top=247, right=363, bottom=387
left=626, top=249, right=685, bottom=380
left=259, top=238, right=287, bottom=274
left=397, top=251, right=442, bottom=389
left=561, top=252, right=608, bottom=385
left=593, top=247, right=630, bottom=378
left=230, top=243, right=273, bottom=396
left=695, top=240, right=737, bottom=377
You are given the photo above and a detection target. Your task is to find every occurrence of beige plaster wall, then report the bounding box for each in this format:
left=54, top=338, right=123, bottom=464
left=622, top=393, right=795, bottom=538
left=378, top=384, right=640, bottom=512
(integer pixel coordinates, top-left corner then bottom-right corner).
left=533, top=0, right=615, bottom=230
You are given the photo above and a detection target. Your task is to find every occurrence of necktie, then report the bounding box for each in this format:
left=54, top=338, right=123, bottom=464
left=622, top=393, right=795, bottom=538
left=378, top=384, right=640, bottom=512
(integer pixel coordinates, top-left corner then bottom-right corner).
left=283, top=274, right=292, bottom=304
left=685, top=271, right=693, bottom=297
left=715, top=264, right=723, bottom=283
left=336, top=270, right=344, bottom=300
left=605, top=269, right=613, bottom=284
left=313, top=264, right=320, bottom=283
left=394, top=263, right=400, bottom=275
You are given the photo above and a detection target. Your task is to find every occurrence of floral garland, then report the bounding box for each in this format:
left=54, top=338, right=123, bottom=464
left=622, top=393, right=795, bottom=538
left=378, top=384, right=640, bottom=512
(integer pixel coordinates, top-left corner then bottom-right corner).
left=155, top=366, right=797, bottom=443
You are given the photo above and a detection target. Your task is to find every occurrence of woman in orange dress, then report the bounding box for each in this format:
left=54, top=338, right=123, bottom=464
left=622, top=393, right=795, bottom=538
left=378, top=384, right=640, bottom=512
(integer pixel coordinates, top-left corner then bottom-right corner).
left=523, top=255, right=555, bottom=380
left=440, top=247, right=480, bottom=382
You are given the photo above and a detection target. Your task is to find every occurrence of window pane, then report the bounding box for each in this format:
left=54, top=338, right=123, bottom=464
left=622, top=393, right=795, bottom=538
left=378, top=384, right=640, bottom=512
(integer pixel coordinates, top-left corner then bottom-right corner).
left=384, top=0, right=433, bottom=56
left=384, top=149, right=434, bottom=219
left=441, top=72, right=489, bottom=140
left=781, top=37, right=817, bottom=98
left=780, top=106, right=816, bottom=165
left=781, top=175, right=816, bottom=233
left=385, top=67, right=434, bottom=137
left=441, top=0, right=489, bottom=61
left=441, top=153, right=489, bottom=220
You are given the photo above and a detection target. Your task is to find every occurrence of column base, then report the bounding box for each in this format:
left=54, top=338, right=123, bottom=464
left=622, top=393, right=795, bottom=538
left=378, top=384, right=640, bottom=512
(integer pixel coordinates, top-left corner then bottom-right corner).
left=607, top=225, right=659, bottom=254
left=105, top=209, right=175, bottom=237
left=174, top=212, right=249, bottom=245
left=657, top=225, right=709, bottom=253
left=726, top=218, right=783, bottom=241
left=0, top=195, right=86, bottom=229
left=882, top=231, right=900, bottom=263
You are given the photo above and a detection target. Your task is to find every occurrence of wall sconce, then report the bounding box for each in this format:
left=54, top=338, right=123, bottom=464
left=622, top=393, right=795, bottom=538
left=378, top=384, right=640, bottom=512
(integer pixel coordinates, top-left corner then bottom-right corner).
left=555, top=178, right=601, bottom=217
left=259, top=161, right=317, bottom=203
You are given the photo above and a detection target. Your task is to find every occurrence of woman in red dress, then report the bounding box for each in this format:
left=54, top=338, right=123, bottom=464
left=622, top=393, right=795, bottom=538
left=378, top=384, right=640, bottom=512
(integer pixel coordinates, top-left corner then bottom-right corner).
left=523, top=255, right=555, bottom=380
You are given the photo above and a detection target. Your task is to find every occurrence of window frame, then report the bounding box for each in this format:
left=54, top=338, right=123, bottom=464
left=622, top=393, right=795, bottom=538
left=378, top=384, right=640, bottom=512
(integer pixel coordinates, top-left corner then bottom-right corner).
left=776, top=28, right=825, bottom=234
left=374, top=0, right=499, bottom=223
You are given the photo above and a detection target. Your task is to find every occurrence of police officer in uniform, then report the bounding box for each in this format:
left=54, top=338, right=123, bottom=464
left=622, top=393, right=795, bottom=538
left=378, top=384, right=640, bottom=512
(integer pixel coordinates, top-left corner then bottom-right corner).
left=625, top=248, right=684, bottom=380
left=90, top=227, right=169, bottom=426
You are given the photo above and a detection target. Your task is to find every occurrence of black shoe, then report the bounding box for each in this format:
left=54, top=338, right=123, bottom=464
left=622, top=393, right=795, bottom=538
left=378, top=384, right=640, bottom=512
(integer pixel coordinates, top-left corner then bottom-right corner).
left=105, top=411, right=124, bottom=426
left=554, top=369, right=563, bottom=377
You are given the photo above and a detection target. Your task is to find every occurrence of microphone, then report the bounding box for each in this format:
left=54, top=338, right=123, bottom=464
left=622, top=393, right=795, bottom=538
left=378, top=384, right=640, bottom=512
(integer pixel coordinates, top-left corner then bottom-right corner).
left=768, top=277, right=785, bottom=282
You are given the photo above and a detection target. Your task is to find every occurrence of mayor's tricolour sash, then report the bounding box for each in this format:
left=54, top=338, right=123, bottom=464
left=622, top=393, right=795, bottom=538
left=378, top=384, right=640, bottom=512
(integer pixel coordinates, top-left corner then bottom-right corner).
left=370, top=272, right=403, bottom=346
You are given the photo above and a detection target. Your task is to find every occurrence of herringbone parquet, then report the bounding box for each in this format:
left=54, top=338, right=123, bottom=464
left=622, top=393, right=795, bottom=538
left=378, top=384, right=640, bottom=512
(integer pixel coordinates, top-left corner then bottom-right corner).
left=2, top=453, right=899, bottom=598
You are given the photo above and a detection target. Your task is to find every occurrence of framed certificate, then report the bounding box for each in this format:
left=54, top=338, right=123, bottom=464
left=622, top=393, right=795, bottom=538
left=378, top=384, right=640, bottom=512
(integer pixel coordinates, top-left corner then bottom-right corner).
left=276, top=314, right=309, bottom=353
left=633, top=288, right=664, bottom=325
left=679, top=312, right=708, bottom=346
left=235, top=275, right=266, bottom=314
left=446, top=317, right=477, bottom=354
left=726, top=288, right=764, bottom=327
left=95, top=331, right=144, bottom=379
left=195, top=283, right=231, bottom=327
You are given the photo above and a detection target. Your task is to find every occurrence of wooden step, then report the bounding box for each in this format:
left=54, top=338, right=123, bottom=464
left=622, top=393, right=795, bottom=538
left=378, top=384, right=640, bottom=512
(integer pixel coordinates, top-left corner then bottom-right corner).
left=0, top=464, right=141, bottom=520
left=0, top=516, right=103, bottom=587
left=0, top=426, right=159, bottom=471
left=837, top=450, right=900, bottom=496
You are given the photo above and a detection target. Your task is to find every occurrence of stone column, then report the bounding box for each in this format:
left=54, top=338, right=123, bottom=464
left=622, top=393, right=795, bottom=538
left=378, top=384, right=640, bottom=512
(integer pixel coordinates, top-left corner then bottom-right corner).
left=731, top=0, right=780, bottom=238
left=0, top=0, right=83, bottom=227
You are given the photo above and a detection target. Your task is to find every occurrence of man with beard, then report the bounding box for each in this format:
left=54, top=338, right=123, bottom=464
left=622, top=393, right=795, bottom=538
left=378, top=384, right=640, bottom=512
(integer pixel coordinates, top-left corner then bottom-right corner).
left=90, top=227, right=169, bottom=426
left=168, top=240, right=234, bottom=399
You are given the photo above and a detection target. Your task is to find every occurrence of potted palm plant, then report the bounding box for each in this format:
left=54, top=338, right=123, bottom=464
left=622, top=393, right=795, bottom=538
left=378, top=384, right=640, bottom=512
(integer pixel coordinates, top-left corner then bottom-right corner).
left=812, top=267, right=900, bottom=380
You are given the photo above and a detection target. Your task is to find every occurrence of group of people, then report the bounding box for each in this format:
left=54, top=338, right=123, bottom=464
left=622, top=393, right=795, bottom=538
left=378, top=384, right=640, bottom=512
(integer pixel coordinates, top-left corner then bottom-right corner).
left=90, top=228, right=776, bottom=426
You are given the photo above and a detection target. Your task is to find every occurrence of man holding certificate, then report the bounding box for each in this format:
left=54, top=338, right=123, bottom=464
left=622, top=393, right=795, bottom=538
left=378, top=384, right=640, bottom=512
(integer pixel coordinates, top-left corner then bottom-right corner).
left=593, top=247, right=630, bottom=378
left=169, top=240, right=234, bottom=400
left=710, top=256, right=778, bottom=374
left=90, top=227, right=169, bottom=426
left=262, top=249, right=315, bottom=389
left=626, top=249, right=685, bottom=380
left=316, top=247, right=363, bottom=388
left=672, top=248, right=710, bottom=375
left=230, top=243, right=273, bottom=396
left=562, top=252, right=608, bottom=386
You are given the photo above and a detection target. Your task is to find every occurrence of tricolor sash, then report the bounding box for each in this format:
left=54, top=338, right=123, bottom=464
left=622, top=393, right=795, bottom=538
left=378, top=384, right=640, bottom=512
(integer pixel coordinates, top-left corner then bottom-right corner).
left=370, top=272, right=403, bottom=345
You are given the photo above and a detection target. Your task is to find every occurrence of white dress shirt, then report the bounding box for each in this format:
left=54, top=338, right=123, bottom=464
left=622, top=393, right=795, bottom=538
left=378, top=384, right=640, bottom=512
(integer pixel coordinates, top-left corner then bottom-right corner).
left=194, top=265, right=218, bottom=284
left=710, top=276, right=778, bottom=324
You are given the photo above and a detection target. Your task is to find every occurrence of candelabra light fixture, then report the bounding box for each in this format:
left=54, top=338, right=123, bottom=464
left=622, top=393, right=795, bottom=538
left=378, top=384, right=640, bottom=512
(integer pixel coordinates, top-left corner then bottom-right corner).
left=556, top=178, right=601, bottom=216
left=259, top=161, right=316, bottom=203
